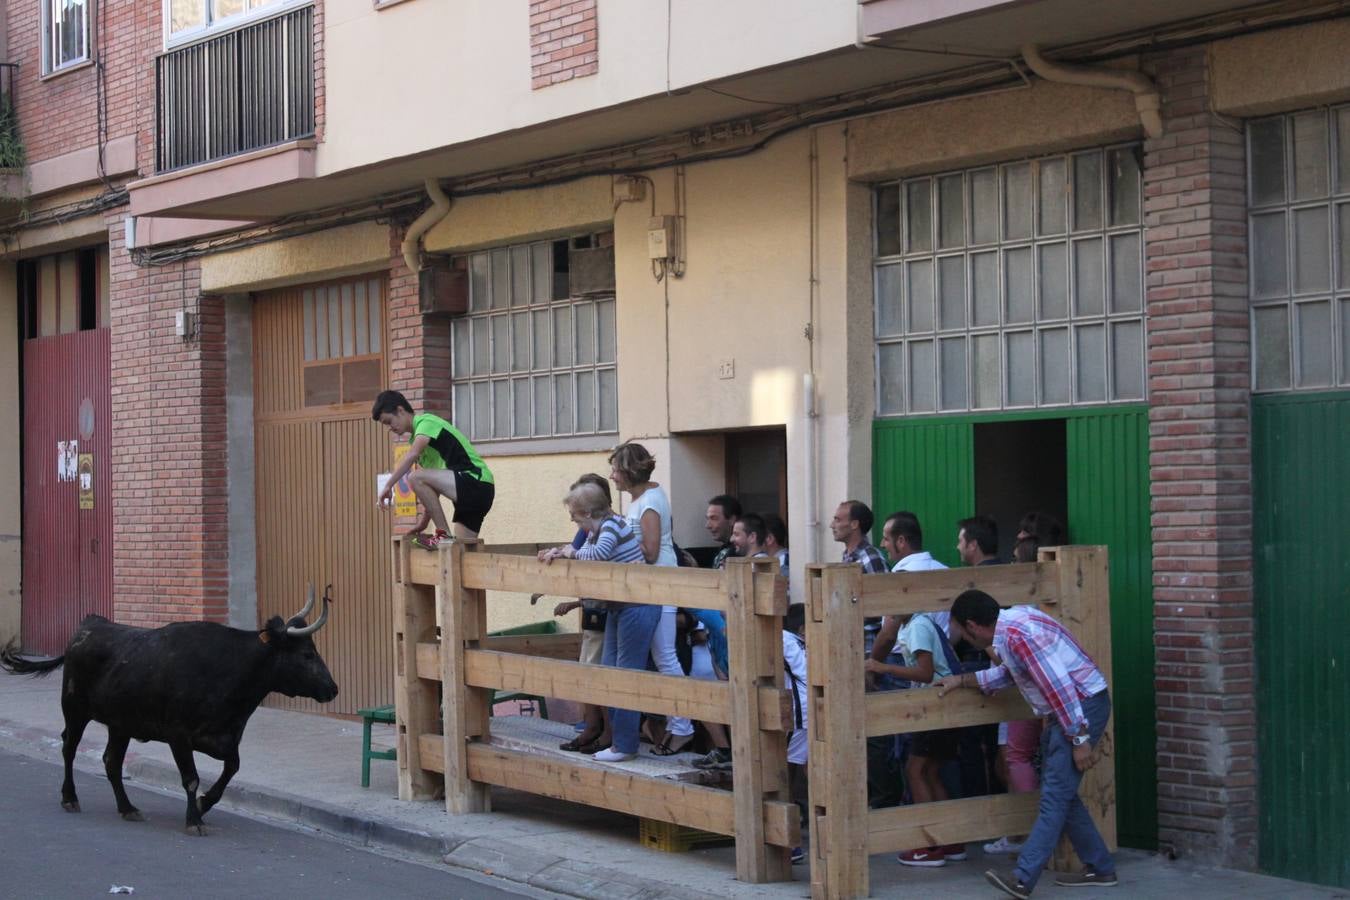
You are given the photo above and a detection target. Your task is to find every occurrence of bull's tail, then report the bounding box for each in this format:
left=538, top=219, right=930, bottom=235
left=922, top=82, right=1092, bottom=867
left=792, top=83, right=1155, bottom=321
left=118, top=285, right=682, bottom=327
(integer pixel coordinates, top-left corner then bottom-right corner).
left=0, top=644, right=64, bottom=677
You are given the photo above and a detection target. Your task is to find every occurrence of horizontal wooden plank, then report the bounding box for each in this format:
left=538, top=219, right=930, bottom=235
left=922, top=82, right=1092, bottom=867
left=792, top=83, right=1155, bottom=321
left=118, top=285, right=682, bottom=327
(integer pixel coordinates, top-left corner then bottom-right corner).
left=452, top=741, right=800, bottom=848
left=482, top=632, right=583, bottom=660
left=419, top=643, right=792, bottom=732
left=864, top=792, right=1041, bottom=854
left=859, top=561, right=1061, bottom=619
left=407, top=547, right=440, bottom=586
left=865, top=687, right=1035, bottom=737
left=463, top=553, right=730, bottom=611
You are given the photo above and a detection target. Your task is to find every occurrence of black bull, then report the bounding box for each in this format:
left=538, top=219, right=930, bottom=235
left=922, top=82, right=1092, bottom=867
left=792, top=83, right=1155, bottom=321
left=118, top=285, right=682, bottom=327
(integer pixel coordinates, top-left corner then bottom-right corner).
left=0, top=587, right=338, bottom=834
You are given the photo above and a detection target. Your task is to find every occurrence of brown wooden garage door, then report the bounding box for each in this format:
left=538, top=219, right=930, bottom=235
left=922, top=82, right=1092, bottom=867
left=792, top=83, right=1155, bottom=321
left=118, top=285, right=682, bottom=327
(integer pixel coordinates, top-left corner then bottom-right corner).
left=253, top=276, right=392, bottom=716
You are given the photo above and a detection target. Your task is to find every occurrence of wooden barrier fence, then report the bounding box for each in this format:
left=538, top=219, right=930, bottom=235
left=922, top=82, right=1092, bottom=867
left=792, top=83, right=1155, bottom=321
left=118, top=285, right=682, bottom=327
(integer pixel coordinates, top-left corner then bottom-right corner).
left=805, top=545, right=1116, bottom=899
left=391, top=536, right=802, bottom=884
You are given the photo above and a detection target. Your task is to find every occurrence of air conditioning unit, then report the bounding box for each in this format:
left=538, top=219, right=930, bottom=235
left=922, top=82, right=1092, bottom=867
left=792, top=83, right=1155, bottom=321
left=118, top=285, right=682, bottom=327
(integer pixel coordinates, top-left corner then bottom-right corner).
left=569, top=245, right=616, bottom=296
left=418, top=260, right=468, bottom=316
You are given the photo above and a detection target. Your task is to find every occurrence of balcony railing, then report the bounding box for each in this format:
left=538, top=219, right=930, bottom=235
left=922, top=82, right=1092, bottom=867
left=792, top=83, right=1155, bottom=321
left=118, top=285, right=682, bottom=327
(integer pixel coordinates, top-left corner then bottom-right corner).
left=155, top=5, right=314, bottom=173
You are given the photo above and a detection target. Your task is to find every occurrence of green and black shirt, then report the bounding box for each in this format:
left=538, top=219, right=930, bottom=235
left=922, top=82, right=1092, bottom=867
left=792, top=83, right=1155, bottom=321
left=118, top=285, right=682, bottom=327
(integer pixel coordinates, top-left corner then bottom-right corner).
left=411, top=413, right=494, bottom=484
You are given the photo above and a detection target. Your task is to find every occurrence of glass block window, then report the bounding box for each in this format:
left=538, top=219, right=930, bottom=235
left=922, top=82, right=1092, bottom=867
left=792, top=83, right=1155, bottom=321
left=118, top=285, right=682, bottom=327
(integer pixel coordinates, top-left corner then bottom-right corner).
left=1247, top=106, right=1350, bottom=392
left=450, top=236, right=618, bottom=441
left=873, top=146, right=1146, bottom=416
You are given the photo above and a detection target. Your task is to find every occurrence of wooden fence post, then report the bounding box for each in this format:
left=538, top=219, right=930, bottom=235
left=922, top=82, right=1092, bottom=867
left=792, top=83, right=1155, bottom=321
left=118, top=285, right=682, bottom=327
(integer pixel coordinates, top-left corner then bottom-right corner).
left=806, top=564, right=868, bottom=900
left=393, top=536, right=442, bottom=801
left=441, top=539, right=492, bottom=813
left=725, top=557, right=792, bottom=882
left=1046, top=545, right=1117, bottom=871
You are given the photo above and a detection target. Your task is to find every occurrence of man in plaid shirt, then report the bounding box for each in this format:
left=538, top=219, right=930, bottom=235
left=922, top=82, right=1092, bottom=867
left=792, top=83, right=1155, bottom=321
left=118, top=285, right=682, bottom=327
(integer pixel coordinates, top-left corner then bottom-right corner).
left=831, top=500, right=888, bottom=651
left=939, top=589, right=1117, bottom=898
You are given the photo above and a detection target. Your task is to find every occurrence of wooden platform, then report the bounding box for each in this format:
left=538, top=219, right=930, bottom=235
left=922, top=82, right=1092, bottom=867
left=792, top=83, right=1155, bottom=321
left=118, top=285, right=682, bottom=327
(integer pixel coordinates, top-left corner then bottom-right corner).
left=485, top=715, right=724, bottom=786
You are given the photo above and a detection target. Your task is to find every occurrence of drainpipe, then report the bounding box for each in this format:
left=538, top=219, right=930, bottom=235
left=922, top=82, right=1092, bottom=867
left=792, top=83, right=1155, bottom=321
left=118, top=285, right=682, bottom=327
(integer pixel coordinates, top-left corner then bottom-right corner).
left=401, top=179, right=452, bottom=273
left=1021, top=44, right=1163, bottom=140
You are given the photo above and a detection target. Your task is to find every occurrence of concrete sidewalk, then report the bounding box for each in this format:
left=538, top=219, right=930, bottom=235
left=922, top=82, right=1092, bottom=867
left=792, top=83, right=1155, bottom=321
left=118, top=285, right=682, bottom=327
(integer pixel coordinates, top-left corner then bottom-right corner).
left=0, top=674, right=1343, bottom=900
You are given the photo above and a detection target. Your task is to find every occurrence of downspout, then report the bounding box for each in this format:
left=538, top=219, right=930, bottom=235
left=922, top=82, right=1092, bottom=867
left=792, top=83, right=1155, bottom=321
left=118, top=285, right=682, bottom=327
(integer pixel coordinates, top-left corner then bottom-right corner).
left=1021, top=44, right=1163, bottom=139
left=401, top=179, right=452, bottom=273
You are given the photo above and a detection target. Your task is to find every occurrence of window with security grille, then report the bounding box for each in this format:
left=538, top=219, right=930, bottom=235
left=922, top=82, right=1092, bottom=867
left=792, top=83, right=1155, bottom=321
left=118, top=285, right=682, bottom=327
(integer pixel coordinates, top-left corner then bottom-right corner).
left=873, top=146, right=1146, bottom=416
left=450, top=235, right=617, bottom=442
left=1247, top=106, right=1350, bottom=392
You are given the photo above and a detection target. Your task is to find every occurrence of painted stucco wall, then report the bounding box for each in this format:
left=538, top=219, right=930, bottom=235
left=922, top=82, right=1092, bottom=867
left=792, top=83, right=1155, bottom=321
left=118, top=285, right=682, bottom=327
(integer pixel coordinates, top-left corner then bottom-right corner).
left=847, top=77, right=1142, bottom=181
left=318, top=0, right=856, bottom=177
left=199, top=221, right=391, bottom=294
left=422, top=177, right=613, bottom=255
left=0, top=264, right=20, bottom=647
left=1210, top=19, right=1350, bottom=116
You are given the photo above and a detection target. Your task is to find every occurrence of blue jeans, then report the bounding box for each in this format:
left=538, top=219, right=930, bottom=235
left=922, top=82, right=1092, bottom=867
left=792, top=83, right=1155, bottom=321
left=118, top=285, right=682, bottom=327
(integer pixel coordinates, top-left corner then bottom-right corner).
left=601, top=603, right=662, bottom=754
left=1015, top=690, right=1115, bottom=889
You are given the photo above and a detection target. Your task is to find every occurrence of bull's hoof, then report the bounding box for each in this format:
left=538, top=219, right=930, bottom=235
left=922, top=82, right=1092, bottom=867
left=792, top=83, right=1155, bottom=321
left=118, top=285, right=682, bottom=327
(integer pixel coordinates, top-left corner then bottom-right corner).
left=61, top=800, right=81, bottom=813
left=120, top=809, right=145, bottom=822
left=184, top=823, right=209, bottom=836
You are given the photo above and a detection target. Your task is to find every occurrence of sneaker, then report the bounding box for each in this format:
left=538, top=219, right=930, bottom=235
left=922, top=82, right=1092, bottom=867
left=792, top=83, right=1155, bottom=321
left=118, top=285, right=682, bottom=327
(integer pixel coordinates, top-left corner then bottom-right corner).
left=984, top=836, right=1024, bottom=855
left=790, top=846, right=805, bottom=865
left=592, top=747, right=636, bottom=762
left=897, top=847, right=946, bottom=867
left=1054, top=869, right=1118, bottom=888
left=942, top=843, right=968, bottom=861
left=985, top=868, right=1032, bottom=900
left=692, top=747, right=733, bottom=770
left=411, top=530, right=449, bottom=551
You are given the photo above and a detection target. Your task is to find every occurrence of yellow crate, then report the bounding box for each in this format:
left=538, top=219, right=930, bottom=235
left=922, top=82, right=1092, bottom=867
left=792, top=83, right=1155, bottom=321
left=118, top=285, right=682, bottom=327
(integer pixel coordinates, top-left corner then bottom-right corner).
left=639, top=817, right=733, bottom=853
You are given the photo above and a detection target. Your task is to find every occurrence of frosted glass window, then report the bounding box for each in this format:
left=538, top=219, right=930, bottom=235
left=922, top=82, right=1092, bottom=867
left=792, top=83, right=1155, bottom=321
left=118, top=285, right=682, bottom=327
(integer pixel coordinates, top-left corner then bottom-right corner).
left=597, top=300, right=616, bottom=364
left=492, top=380, right=510, bottom=438
left=513, top=378, right=532, bottom=437
left=511, top=312, right=530, bottom=373
left=576, top=371, right=597, bottom=432
left=939, top=175, right=965, bottom=249
left=452, top=319, right=470, bottom=378
left=490, top=249, right=510, bottom=310
left=1295, top=301, right=1333, bottom=387
left=598, top=370, right=618, bottom=432
left=876, top=264, right=904, bottom=337
left=1247, top=107, right=1350, bottom=394
left=491, top=315, right=509, bottom=374
left=873, top=145, right=1144, bottom=413
left=877, top=343, right=905, bottom=415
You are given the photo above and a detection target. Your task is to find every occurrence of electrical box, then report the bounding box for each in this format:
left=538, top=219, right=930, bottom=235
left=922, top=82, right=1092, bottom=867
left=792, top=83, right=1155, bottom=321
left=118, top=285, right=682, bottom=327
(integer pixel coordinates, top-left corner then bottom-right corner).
left=174, top=310, right=195, bottom=339
left=418, top=261, right=469, bottom=316
left=648, top=215, right=679, bottom=262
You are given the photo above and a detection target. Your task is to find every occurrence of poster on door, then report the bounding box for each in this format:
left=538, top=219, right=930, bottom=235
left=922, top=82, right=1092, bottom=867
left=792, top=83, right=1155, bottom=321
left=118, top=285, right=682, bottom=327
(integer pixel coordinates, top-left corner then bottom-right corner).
left=57, top=441, right=78, bottom=482
left=78, top=454, right=94, bottom=510
left=376, top=445, right=418, bottom=517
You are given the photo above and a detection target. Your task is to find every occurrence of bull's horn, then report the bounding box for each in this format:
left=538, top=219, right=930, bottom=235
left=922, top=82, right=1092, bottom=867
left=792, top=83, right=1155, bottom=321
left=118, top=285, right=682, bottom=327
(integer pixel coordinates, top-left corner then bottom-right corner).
left=286, top=597, right=330, bottom=637
left=292, top=584, right=316, bottom=622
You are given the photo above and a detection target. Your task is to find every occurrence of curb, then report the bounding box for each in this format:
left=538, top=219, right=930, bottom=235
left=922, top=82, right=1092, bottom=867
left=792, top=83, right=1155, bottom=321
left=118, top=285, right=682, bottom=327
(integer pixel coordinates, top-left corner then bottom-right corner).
left=0, top=717, right=733, bottom=900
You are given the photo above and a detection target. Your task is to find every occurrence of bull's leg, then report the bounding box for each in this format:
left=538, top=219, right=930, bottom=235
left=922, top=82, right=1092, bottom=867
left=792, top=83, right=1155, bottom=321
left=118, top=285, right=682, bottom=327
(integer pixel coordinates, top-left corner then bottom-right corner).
left=58, top=712, right=89, bottom=813
left=102, top=730, right=143, bottom=821
left=197, top=750, right=239, bottom=817
left=168, top=740, right=207, bottom=836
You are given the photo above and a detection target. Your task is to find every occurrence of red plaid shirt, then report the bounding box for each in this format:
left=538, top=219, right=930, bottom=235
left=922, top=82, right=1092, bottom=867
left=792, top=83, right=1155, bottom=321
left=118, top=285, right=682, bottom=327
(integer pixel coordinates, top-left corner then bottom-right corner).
left=975, top=606, right=1107, bottom=735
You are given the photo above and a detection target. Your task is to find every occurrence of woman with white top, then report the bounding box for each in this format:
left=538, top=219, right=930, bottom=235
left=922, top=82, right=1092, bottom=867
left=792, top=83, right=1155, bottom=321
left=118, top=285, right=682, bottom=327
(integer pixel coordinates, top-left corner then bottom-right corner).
left=608, top=441, right=695, bottom=756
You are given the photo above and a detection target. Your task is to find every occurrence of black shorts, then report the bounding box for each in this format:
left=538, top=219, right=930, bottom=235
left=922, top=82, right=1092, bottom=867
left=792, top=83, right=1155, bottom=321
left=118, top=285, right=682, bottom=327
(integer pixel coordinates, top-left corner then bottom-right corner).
left=451, top=471, right=495, bottom=533
left=911, top=727, right=960, bottom=762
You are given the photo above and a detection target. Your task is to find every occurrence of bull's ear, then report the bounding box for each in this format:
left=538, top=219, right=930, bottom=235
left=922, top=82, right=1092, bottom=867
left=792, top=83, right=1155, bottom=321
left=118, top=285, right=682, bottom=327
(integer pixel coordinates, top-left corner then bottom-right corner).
left=258, top=630, right=271, bottom=644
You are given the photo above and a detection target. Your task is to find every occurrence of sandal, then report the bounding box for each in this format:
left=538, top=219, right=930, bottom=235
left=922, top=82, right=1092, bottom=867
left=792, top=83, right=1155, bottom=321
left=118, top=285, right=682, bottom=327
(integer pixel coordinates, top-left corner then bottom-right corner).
left=651, top=732, right=694, bottom=756
left=574, top=737, right=611, bottom=754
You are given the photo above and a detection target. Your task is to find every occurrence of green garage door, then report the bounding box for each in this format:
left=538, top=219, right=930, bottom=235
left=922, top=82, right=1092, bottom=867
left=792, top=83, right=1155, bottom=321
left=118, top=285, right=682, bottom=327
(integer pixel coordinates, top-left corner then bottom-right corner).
left=1253, top=391, right=1350, bottom=888
left=873, top=406, right=1155, bottom=848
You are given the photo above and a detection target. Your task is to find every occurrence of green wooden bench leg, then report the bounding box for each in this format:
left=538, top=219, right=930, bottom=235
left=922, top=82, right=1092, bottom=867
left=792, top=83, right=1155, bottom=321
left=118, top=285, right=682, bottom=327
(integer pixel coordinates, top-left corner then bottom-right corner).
left=361, top=716, right=373, bottom=788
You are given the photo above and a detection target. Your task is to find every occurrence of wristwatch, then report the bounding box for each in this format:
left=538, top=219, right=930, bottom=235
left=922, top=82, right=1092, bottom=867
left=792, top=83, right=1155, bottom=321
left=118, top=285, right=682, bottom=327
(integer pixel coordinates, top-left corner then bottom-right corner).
left=1071, top=733, right=1090, bottom=747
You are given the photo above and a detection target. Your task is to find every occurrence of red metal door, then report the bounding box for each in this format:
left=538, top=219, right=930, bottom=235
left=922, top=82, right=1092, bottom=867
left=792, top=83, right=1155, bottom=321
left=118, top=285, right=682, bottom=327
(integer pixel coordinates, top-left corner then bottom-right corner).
left=22, top=328, right=113, bottom=653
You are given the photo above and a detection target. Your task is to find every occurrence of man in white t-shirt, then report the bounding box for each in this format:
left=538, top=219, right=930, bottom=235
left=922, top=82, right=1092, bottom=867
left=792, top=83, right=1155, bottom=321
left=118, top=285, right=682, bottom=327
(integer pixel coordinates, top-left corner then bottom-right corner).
left=871, top=511, right=949, bottom=675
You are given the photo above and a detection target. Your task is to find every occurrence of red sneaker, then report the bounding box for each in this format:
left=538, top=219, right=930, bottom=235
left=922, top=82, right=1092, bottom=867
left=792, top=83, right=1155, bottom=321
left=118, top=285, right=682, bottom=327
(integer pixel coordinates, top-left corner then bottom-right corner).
left=411, top=530, right=449, bottom=551
left=897, top=847, right=946, bottom=867
left=942, top=843, right=968, bottom=861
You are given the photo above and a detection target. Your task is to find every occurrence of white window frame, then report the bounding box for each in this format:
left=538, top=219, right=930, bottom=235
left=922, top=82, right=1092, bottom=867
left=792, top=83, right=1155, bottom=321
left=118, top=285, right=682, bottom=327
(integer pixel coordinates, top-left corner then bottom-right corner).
left=1246, top=105, right=1350, bottom=393
left=42, top=0, right=91, bottom=75
left=450, top=235, right=619, bottom=446
left=872, top=144, right=1147, bottom=417
left=163, top=0, right=311, bottom=49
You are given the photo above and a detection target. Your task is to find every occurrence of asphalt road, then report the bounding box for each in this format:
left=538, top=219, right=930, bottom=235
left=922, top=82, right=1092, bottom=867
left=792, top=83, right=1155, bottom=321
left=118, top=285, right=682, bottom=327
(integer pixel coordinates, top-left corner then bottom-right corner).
left=0, top=748, right=550, bottom=900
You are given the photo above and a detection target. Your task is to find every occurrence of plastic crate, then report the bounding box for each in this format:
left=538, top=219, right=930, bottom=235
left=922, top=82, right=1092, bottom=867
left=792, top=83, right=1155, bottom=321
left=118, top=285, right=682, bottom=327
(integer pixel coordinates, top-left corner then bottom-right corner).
left=638, top=817, right=733, bottom=852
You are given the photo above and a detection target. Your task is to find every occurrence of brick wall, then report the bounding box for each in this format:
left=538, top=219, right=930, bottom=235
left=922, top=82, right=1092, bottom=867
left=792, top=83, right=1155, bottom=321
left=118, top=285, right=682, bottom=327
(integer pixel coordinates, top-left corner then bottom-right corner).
left=529, top=0, right=598, bottom=90
left=1143, top=45, right=1257, bottom=867
left=106, top=217, right=230, bottom=625
left=313, top=0, right=326, bottom=142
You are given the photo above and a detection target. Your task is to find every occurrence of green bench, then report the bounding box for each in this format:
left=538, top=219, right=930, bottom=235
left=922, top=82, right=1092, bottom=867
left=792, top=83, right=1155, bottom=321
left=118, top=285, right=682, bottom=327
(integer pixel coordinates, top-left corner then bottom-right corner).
left=358, top=619, right=559, bottom=787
